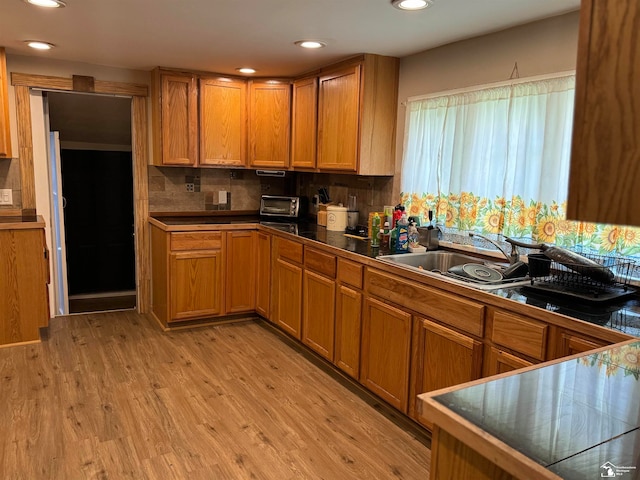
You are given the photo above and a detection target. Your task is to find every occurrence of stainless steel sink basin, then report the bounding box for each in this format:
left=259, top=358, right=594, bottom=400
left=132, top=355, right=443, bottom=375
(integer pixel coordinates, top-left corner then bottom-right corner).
left=378, top=251, right=485, bottom=272
left=377, top=251, right=531, bottom=291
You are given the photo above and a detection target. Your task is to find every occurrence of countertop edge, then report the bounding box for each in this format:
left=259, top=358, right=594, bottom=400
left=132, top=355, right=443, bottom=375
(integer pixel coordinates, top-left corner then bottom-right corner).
left=0, top=215, right=46, bottom=230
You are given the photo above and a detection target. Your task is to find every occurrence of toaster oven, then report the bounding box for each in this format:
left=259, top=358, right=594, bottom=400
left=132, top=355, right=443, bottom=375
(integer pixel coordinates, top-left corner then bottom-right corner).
left=259, top=195, right=307, bottom=219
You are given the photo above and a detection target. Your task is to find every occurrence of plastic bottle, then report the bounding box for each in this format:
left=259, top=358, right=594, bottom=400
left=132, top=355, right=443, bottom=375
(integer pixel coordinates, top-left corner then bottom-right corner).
left=395, top=213, right=409, bottom=253
left=371, top=213, right=381, bottom=247
left=380, top=221, right=390, bottom=249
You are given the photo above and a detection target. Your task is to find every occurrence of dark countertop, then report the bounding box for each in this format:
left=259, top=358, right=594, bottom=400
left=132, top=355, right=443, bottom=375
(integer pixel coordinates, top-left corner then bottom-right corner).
left=432, top=340, right=640, bottom=479
left=150, top=214, right=640, bottom=338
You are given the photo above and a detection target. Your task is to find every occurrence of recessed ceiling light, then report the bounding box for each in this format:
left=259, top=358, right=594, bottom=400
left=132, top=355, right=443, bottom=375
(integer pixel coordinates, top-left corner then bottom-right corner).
left=236, top=67, right=256, bottom=74
left=23, top=0, right=66, bottom=7
left=391, top=0, right=432, bottom=10
left=294, top=40, right=326, bottom=49
left=25, top=41, right=55, bottom=50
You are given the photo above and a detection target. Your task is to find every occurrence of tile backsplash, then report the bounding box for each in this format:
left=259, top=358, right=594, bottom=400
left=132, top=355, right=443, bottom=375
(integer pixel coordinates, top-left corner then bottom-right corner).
left=148, top=167, right=287, bottom=213
left=296, top=172, right=395, bottom=224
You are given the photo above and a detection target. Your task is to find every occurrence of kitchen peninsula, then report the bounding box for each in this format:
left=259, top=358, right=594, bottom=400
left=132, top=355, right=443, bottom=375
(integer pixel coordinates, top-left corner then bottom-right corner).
left=420, top=339, right=640, bottom=479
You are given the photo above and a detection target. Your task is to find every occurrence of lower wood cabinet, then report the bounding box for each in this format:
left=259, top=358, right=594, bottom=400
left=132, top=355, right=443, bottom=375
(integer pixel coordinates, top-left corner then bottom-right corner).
left=484, top=346, right=534, bottom=376
left=274, top=258, right=303, bottom=339
left=0, top=225, right=49, bottom=345
left=554, top=330, right=607, bottom=358
left=302, top=270, right=336, bottom=360
left=360, top=296, right=412, bottom=412
left=335, top=285, right=363, bottom=379
left=410, top=317, right=483, bottom=428
left=255, top=231, right=271, bottom=319
left=225, top=230, right=256, bottom=314
left=170, top=250, right=223, bottom=321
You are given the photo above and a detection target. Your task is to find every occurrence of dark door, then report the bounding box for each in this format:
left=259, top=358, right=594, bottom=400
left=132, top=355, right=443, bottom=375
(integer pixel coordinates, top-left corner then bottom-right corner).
left=61, top=149, right=135, bottom=295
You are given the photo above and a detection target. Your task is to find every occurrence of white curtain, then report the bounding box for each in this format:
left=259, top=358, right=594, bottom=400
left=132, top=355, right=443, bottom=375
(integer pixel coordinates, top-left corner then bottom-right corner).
left=401, top=74, right=575, bottom=217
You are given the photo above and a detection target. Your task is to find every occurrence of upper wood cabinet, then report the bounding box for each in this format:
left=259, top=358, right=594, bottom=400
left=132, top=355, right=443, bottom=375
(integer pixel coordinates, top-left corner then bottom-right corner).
left=248, top=80, right=291, bottom=168
left=151, top=70, right=198, bottom=166
left=0, top=47, right=13, bottom=159
left=200, top=77, right=247, bottom=167
left=291, top=77, right=318, bottom=169
left=567, top=0, right=640, bottom=226
left=317, top=54, right=399, bottom=175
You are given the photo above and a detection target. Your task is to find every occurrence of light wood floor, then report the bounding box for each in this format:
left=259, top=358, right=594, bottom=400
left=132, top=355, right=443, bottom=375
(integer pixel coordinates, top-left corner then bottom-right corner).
left=0, top=311, right=430, bottom=479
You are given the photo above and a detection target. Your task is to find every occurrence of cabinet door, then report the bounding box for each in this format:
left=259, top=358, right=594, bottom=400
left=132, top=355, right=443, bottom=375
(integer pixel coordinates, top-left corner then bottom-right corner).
left=248, top=81, right=291, bottom=168
left=484, top=347, right=533, bottom=377
left=291, top=77, right=317, bottom=169
left=317, top=65, right=360, bottom=172
left=335, top=285, right=362, bottom=379
left=567, top=0, right=640, bottom=226
left=275, top=258, right=302, bottom=339
left=0, top=48, right=11, bottom=158
left=255, top=231, right=271, bottom=319
left=160, top=73, right=198, bottom=165
left=225, top=231, right=256, bottom=314
left=200, top=77, right=247, bottom=166
left=557, top=331, right=606, bottom=358
left=0, top=229, right=48, bottom=345
left=170, top=250, right=223, bottom=321
left=302, top=270, right=335, bottom=360
left=361, top=297, right=412, bottom=412
left=410, top=317, right=483, bottom=428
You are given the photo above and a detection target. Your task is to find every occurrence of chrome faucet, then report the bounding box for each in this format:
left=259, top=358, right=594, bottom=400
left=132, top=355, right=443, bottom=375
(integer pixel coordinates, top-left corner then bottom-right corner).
left=468, top=232, right=519, bottom=264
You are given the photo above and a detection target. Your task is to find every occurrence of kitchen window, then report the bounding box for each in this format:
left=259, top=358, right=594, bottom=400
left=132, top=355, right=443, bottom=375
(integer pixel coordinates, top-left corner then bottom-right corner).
left=400, top=73, right=640, bottom=257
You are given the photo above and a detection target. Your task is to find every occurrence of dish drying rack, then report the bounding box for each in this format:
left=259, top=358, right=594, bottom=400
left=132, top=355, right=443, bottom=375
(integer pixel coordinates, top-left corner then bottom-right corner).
left=527, top=251, right=637, bottom=303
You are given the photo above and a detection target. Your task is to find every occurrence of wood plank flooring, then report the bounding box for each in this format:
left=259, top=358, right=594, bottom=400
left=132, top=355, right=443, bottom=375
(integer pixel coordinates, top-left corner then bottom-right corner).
left=0, top=311, right=430, bottom=479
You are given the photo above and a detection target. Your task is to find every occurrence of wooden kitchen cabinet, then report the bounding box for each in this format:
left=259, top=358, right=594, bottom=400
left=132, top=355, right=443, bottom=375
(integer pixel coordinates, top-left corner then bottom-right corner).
left=489, top=309, right=548, bottom=361
left=151, top=70, right=198, bottom=166
left=255, top=231, right=271, bottom=319
left=317, top=54, right=399, bottom=175
left=225, top=230, right=255, bottom=314
left=360, top=296, right=412, bottom=412
left=170, top=249, right=223, bottom=321
left=0, top=47, right=12, bottom=158
left=271, top=237, right=303, bottom=338
left=291, top=77, right=317, bottom=169
left=199, top=76, right=247, bottom=167
left=302, top=270, right=336, bottom=360
left=335, top=285, right=363, bottom=379
left=150, top=225, right=225, bottom=325
left=410, top=317, right=483, bottom=429
left=0, top=223, right=49, bottom=345
left=567, top=0, right=640, bottom=226
left=248, top=80, right=291, bottom=168
left=302, top=247, right=337, bottom=360
left=552, top=329, right=607, bottom=359
left=484, top=346, right=534, bottom=376
left=334, top=258, right=364, bottom=379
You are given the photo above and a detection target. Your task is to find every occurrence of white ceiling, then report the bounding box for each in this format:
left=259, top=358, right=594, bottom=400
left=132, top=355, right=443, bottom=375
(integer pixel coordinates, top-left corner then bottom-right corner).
left=3, top=0, right=580, bottom=77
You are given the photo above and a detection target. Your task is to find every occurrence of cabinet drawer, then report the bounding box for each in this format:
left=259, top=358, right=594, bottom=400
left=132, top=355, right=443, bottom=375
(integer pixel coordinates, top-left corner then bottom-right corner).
left=170, top=231, right=222, bottom=251
left=366, top=268, right=485, bottom=337
left=491, top=311, right=548, bottom=361
left=337, top=258, right=363, bottom=289
left=304, top=247, right=336, bottom=278
left=278, top=238, right=303, bottom=264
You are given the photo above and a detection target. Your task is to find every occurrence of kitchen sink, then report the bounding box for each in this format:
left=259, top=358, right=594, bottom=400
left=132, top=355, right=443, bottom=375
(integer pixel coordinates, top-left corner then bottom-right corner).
left=377, top=251, right=531, bottom=291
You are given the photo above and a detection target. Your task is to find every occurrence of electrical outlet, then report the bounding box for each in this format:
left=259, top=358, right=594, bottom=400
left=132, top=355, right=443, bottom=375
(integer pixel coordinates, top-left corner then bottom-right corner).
left=0, top=189, right=12, bottom=205
left=186, top=183, right=195, bottom=192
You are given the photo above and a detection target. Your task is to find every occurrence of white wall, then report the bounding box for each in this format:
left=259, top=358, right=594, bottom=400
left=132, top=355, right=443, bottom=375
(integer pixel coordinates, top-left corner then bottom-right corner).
left=393, top=11, right=580, bottom=199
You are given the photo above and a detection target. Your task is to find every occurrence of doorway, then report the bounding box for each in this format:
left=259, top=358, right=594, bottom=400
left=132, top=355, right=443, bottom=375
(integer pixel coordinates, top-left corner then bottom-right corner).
left=46, top=92, right=136, bottom=314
